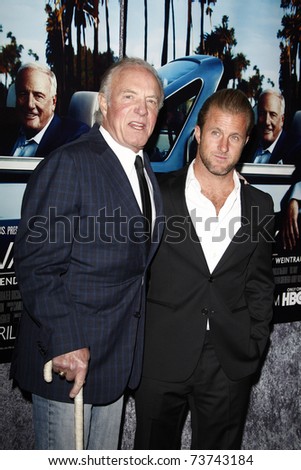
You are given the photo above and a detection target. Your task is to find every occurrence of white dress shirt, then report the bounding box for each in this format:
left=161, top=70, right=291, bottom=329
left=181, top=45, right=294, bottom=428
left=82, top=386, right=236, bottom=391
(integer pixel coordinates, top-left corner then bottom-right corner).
left=13, top=115, right=54, bottom=156
left=185, top=160, right=242, bottom=274
left=99, top=126, right=155, bottom=229
left=253, top=130, right=283, bottom=164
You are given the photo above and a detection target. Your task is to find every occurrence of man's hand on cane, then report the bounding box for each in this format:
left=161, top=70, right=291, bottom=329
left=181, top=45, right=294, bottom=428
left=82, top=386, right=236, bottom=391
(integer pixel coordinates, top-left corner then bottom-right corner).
left=51, top=347, right=90, bottom=398
left=43, top=347, right=90, bottom=450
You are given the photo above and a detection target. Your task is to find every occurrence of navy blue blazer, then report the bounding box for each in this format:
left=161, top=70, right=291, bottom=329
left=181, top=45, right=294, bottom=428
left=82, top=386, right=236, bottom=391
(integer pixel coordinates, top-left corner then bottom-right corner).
left=10, top=125, right=164, bottom=404
left=0, top=113, right=89, bottom=156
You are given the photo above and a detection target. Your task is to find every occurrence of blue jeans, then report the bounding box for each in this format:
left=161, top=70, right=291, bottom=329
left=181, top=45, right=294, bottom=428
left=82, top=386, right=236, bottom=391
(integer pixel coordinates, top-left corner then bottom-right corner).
left=32, top=394, right=124, bottom=450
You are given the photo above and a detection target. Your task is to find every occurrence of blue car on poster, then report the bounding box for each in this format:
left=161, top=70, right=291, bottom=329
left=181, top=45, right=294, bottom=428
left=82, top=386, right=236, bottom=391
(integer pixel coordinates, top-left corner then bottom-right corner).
left=150, top=54, right=295, bottom=215
left=149, top=54, right=224, bottom=173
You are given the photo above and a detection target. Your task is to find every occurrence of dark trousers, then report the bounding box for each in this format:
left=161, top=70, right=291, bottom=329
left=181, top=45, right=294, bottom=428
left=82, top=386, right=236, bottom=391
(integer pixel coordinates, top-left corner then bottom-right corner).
left=134, top=334, right=252, bottom=450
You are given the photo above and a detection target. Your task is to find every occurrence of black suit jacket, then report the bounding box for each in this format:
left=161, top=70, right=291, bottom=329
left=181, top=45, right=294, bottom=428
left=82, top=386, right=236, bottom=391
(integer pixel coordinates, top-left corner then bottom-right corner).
left=0, top=113, right=89, bottom=156
left=142, top=165, right=275, bottom=383
left=10, top=125, right=164, bottom=404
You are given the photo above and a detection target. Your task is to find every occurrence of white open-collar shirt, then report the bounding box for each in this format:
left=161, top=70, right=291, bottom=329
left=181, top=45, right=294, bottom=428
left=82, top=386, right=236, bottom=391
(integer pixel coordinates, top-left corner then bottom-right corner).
left=185, top=159, right=242, bottom=274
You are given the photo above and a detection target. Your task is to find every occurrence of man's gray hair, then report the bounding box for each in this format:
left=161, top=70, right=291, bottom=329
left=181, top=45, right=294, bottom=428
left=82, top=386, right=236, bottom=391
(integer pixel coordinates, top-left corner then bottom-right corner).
left=259, top=89, right=285, bottom=115
left=96, top=57, right=164, bottom=124
left=16, top=62, right=57, bottom=97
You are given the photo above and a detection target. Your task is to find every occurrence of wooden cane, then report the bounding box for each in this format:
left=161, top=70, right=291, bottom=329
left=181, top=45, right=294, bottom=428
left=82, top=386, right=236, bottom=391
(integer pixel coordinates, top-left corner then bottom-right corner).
left=43, top=360, right=84, bottom=450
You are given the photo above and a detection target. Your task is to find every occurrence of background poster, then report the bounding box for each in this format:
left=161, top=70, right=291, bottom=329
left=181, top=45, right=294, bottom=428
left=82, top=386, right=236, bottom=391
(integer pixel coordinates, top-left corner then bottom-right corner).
left=0, top=181, right=27, bottom=362
left=0, top=1, right=300, bottom=364
left=0, top=219, right=21, bottom=363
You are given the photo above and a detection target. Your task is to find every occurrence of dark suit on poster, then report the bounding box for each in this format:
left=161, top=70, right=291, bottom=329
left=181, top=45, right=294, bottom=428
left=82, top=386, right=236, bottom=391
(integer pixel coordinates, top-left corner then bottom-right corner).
left=10, top=124, right=164, bottom=405
left=135, top=165, right=275, bottom=449
left=242, top=128, right=301, bottom=165
left=0, top=113, right=89, bottom=157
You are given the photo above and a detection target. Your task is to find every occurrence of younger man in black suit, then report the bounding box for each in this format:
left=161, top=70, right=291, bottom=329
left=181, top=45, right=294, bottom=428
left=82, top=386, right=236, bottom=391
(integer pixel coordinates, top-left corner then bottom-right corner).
left=134, top=89, right=275, bottom=450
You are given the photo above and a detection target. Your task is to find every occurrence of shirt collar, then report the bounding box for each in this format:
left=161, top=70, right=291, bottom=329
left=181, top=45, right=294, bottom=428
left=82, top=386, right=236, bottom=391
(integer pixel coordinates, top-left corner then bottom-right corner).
left=20, top=114, right=54, bottom=145
left=100, top=125, right=144, bottom=170
left=260, top=129, right=283, bottom=154
left=186, top=159, right=241, bottom=195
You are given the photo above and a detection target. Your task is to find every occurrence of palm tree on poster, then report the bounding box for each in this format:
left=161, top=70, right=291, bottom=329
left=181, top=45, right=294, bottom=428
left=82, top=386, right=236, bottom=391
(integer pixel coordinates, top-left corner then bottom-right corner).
left=199, top=0, right=217, bottom=54
left=144, top=0, right=148, bottom=61
left=213, top=15, right=237, bottom=56
left=232, top=52, right=250, bottom=88
left=49, top=0, right=94, bottom=90
left=101, top=0, right=111, bottom=61
left=186, top=0, right=217, bottom=56
left=63, top=0, right=92, bottom=92
left=198, top=15, right=237, bottom=88
left=91, top=0, right=99, bottom=88
left=45, top=2, right=69, bottom=106
left=0, top=31, right=24, bottom=87
left=161, top=0, right=170, bottom=65
left=73, top=1, right=95, bottom=89
left=161, top=0, right=175, bottom=65
left=45, top=1, right=95, bottom=98
left=119, top=0, right=128, bottom=58
left=278, top=0, right=301, bottom=113
left=171, top=0, right=176, bottom=60
left=200, top=16, right=236, bottom=58
left=185, top=0, right=192, bottom=56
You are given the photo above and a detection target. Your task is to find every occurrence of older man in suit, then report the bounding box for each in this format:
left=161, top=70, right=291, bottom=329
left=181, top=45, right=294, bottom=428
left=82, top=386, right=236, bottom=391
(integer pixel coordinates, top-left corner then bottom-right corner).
left=242, top=89, right=301, bottom=165
left=1, top=62, right=89, bottom=157
left=10, top=57, right=164, bottom=450
left=134, top=89, right=275, bottom=450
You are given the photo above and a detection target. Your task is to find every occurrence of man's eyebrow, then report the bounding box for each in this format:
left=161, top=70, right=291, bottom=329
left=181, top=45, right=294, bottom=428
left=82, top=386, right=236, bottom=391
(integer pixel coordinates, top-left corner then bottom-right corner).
left=210, top=126, right=245, bottom=137
left=18, top=89, right=46, bottom=95
left=121, top=89, right=159, bottom=101
left=121, top=88, right=136, bottom=94
left=147, top=94, right=160, bottom=101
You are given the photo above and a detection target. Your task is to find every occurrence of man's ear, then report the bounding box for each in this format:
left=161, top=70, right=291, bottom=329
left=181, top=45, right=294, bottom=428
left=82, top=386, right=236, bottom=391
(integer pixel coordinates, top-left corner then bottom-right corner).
left=281, top=113, right=285, bottom=127
left=194, top=125, right=201, bottom=144
left=52, top=95, right=57, bottom=111
left=98, top=93, right=107, bottom=117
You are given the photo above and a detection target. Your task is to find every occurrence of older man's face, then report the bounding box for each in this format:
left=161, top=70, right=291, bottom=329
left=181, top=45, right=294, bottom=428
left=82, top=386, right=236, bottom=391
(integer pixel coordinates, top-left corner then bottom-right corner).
left=99, top=65, right=161, bottom=153
left=16, top=68, right=57, bottom=138
left=257, top=94, right=284, bottom=148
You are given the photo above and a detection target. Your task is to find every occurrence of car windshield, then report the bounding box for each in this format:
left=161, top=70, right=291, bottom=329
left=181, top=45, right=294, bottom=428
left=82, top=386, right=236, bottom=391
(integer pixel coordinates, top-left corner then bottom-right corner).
left=146, top=78, right=202, bottom=162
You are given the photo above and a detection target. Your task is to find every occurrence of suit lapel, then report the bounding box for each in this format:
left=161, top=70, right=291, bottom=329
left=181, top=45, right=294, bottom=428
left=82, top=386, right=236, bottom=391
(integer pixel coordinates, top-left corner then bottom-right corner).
left=88, top=128, right=142, bottom=218
left=269, top=130, right=286, bottom=164
left=211, top=183, right=253, bottom=273
left=88, top=127, right=164, bottom=260
left=169, top=166, right=211, bottom=275
left=144, top=154, right=164, bottom=260
left=37, top=114, right=61, bottom=155
left=168, top=167, right=254, bottom=276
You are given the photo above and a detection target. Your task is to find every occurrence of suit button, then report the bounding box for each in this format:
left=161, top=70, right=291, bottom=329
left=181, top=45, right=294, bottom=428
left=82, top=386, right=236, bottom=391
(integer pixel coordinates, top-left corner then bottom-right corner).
left=134, top=312, right=141, bottom=318
left=37, top=341, right=46, bottom=356
left=201, top=307, right=209, bottom=316
left=208, top=276, right=213, bottom=282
